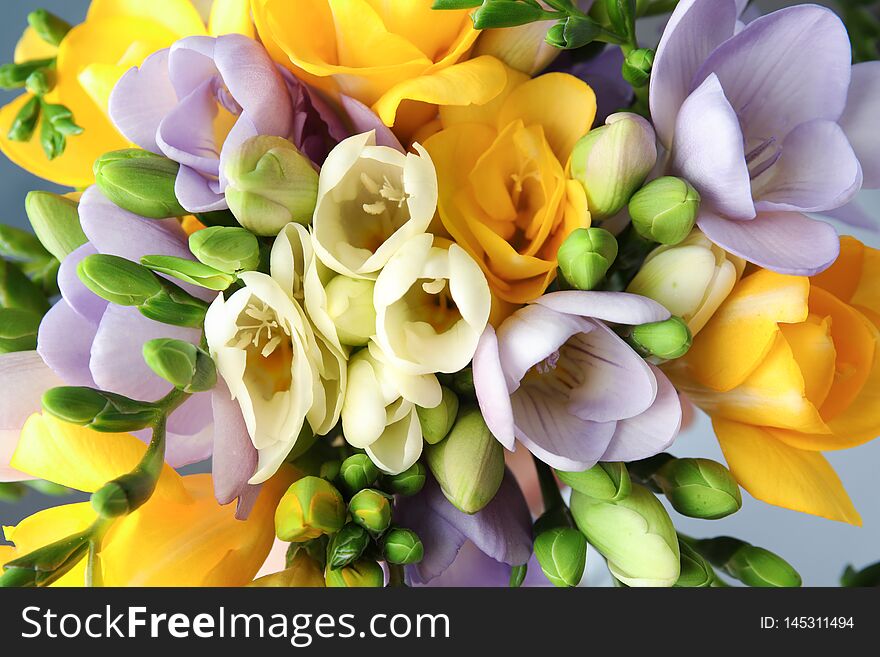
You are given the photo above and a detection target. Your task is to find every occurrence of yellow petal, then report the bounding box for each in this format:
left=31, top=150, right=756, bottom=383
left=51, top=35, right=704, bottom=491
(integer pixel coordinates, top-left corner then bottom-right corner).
left=373, top=56, right=508, bottom=129
left=86, top=0, right=207, bottom=37
left=714, top=418, right=861, bottom=525
left=681, top=270, right=810, bottom=392
left=439, top=65, right=530, bottom=129
left=497, top=72, right=596, bottom=161
left=778, top=315, right=836, bottom=409
left=11, top=414, right=187, bottom=502
left=249, top=550, right=325, bottom=587
left=0, top=545, right=14, bottom=566
left=14, top=27, right=57, bottom=63
left=209, top=0, right=256, bottom=37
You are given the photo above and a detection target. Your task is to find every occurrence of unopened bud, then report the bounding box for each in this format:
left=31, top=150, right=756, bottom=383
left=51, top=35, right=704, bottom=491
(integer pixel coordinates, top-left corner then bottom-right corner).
left=41, top=386, right=158, bottom=433
left=629, top=176, right=700, bottom=245
left=0, top=259, right=48, bottom=314
left=349, top=489, right=392, bottom=534
left=0, top=60, right=53, bottom=91
left=425, top=407, right=504, bottom=514
left=339, top=454, right=380, bottom=494
left=324, top=559, right=384, bottom=588
left=275, top=476, right=347, bottom=542
left=383, top=527, right=424, bottom=565
left=557, top=227, right=618, bottom=291
left=384, top=462, right=426, bottom=497
left=556, top=462, right=631, bottom=502
left=473, top=21, right=560, bottom=75
left=655, top=458, right=742, bottom=520
left=25, top=68, right=52, bottom=96
left=319, top=460, right=341, bottom=482
left=141, top=255, right=235, bottom=291
left=25, top=191, right=86, bottom=261
left=224, top=135, right=319, bottom=236
left=90, top=481, right=129, bottom=518
left=571, top=113, right=657, bottom=220
left=142, top=338, right=217, bottom=393
left=188, top=226, right=260, bottom=273
left=77, top=254, right=163, bottom=306
left=630, top=316, right=692, bottom=360
left=417, top=386, right=459, bottom=445
left=7, top=95, right=41, bottom=142
left=693, top=537, right=801, bottom=588
left=675, top=539, right=715, bottom=588
left=327, top=523, right=370, bottom=570
left=622, top=48, right=654, bottom=87
left=0, top=308, right=40, bottom=353
left=325, top=275, right=377, bottom=347
left=94, top=150, right=186, bottom=219
left=27, top=9, right=72, bottom=46
left=534, top=527, right=588, bottom=588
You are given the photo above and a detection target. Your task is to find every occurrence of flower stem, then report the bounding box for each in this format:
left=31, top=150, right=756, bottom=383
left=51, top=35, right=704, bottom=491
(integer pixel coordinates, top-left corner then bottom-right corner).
left=387, top=563, right=406, bottom=587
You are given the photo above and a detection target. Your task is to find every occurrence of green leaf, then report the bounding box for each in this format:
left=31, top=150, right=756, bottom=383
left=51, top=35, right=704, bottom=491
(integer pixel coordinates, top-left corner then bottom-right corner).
left=0, top=258, right=49, bottom=313
left=141, top=255, right=235, bottom=291
left=0, top=307, right=41, bottom=354
left=0, top=225, right=51, bottom=261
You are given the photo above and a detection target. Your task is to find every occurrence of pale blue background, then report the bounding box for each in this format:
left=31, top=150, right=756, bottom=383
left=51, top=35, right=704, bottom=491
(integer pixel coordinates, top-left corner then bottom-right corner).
left=1, top=0, right=877, bottom=585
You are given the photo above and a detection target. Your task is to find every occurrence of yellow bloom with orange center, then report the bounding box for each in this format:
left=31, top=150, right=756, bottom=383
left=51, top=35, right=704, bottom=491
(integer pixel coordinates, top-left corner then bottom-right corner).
left=423, top=66, right=595, bottom=316
left=1, top=413, right=293, bottom=586
left=0, top=0, right=254, bottom=188
left=666, top=237, right=880, bottom=525
left=251, top=0, right=508, bottom=138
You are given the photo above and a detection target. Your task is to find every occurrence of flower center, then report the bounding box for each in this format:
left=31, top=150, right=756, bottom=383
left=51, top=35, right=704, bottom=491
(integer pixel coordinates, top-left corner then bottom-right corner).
left=232, top=300, right=287, bottom=357
left=399, top=277, right=460, bottom=333
left=534, top=350, right=560, bottom=374
left=745, top=136, right=781, bottom=180
left=231, top=299, right=294, bottom=399
left=353, top=170, right=413, bottom=253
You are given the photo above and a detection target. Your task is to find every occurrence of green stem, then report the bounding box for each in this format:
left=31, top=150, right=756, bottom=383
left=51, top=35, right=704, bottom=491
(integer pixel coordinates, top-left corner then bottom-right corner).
left=387, top=563, right=406, bottom=587
left=532, top=455, right=564, bottom=511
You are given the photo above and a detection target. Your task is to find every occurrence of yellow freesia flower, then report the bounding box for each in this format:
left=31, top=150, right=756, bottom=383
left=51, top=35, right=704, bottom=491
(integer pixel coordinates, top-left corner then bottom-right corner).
left=0, top=0, right=254, bottom=188
left=666, top=237, right=880, bottom=525
left=1, top=413, right=294, bottom=586
left=423, top=66, right=595, bottom=316
left=251, top=0, right=508, bottom=139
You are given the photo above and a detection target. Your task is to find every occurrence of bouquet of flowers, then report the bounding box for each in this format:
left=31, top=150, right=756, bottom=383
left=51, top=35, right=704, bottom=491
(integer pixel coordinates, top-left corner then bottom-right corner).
left=0, top=0, right=878, bottom=588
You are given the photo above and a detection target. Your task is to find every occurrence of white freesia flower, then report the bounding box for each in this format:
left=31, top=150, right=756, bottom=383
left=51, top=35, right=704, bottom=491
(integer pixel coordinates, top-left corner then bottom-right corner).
left=312, top=131, right=438, bottom=279
left=374, top=233, right=491, bottom=375
left=342, top=343, right=442, bottom=474
left=205, top=271, right=318, bottom=484
left=627, top=230, right=746, bottom=335
left=271, top=223, right=347, bottom=435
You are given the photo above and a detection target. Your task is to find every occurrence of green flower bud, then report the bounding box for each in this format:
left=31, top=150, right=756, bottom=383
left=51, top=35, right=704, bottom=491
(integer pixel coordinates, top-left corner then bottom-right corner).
left=571, top=484, right=680, bottom=587
left=140, top=255, right=235, bottom=291
left=425, top=407, right=504, bottom=514
left=339, top=453, right=380, bottom=494
left=26, top=68, right=53, bottom=96
left=384, top=462, right=426, bottom=497
left=655, top=458, right=742, bottom=520
left=275, top=476, right=347, bottom=542
left=327, top=523, right=371, bottom=570
left=675, top=539, right=715, bottom=588
left=324, top=559, right=384, bottom=588
left=7, top=95, right=41, bottom=142
left=621, top=48, right=654, bottom=88
left=0, top=308, right=41, bottom=353
left=534, top=527, right=588, bottom=588
left=77, top=254, right=163, bottom=305
left=0, top=225, right=51, bottom=261
left=509, top=563, right=528, bottom=588
left=94, top=149, right=186, bottom=219
left=324, top=275, right=377, bottom=346
left=142, top=338, right=217, bottom=393
left=629, top=176, right=700, bottom=245
left=630, top=316, right=692, bottom=360
left=138, top=282, right=209, bottom=328
left=693, top=537, right=801, bottom=588
left=90, top=481, right=129, bottom=518
left=556, top=462, right=631, bottom=502
left=40, top=102, right=82, bottom=159
left=349, top=489, right=392, bottom=534
left=41, top=386, right=159, bottom=433
left=224, top=135, right=319, bottom=236
left=188, top=226, right=260, bottom=273
left=0, top=258, right=48, bottom=314
left=383, top=527, right=424, bottom=565
left=27, top=9, right=72, bottom=46
left=841, top=561, right=880, bottom=587
left=0, top=530, right=91, bottom=587
left=417, top=386, right=459, bottom=445
left=319, top=460, right=341, bottom=482
left=450, top=367, right=475, bottom=398
left=557, top=227, right=618, bottom=291
left=0, top=482, right=27, bottom=503
left=571, top=113, right=657, bottom=220
left=0, top=59, right=54, bottom=91
left=25, top=191, right=86, bottom=261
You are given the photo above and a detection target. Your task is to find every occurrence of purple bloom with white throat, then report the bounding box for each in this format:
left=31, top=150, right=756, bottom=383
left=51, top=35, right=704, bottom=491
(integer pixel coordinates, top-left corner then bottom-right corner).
left=109, top=34, right=348, bottom=214
left=473, top=292, right=682, bottom=472
left=651, top=0, right=880, bottom=275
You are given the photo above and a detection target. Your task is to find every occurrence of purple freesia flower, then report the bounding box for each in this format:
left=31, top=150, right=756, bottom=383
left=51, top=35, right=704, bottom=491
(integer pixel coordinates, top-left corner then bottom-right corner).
left=473, top=292, right=681, bottom=472
left=651, top=0, right=880, bottom=275
left=109, top=34, right=349, bottom=214
left=397, top=470, right=533, bottom=586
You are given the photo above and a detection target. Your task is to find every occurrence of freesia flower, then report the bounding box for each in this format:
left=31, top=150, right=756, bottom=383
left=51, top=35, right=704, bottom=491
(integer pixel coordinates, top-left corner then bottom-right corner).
left=650, top=0, right=880, bottom=274
left=665, top=237, right=880, bottom=525
left=251, top=0, right=508, bottom=138
left=205, top=271, right=319, bottom=485
left=473, top=291, right=682, bottom=471
left=1, top=412, right=293, bottom=586
left=627, top=229, right=746, bottom=335
left=396, top=470, right=532, bottom=586
left=374, top=233, right=491, bottom=376
left=312, top=131, right=438, bottom=279
left=38, top=187, right=215, bottom=467
left=0, top=0, right=250, bottom=188
left=341, top=343, right=441, bottom=475
left=109, top=34, right=347, bottom=213
left=424, top=67, right=595, bottom=312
